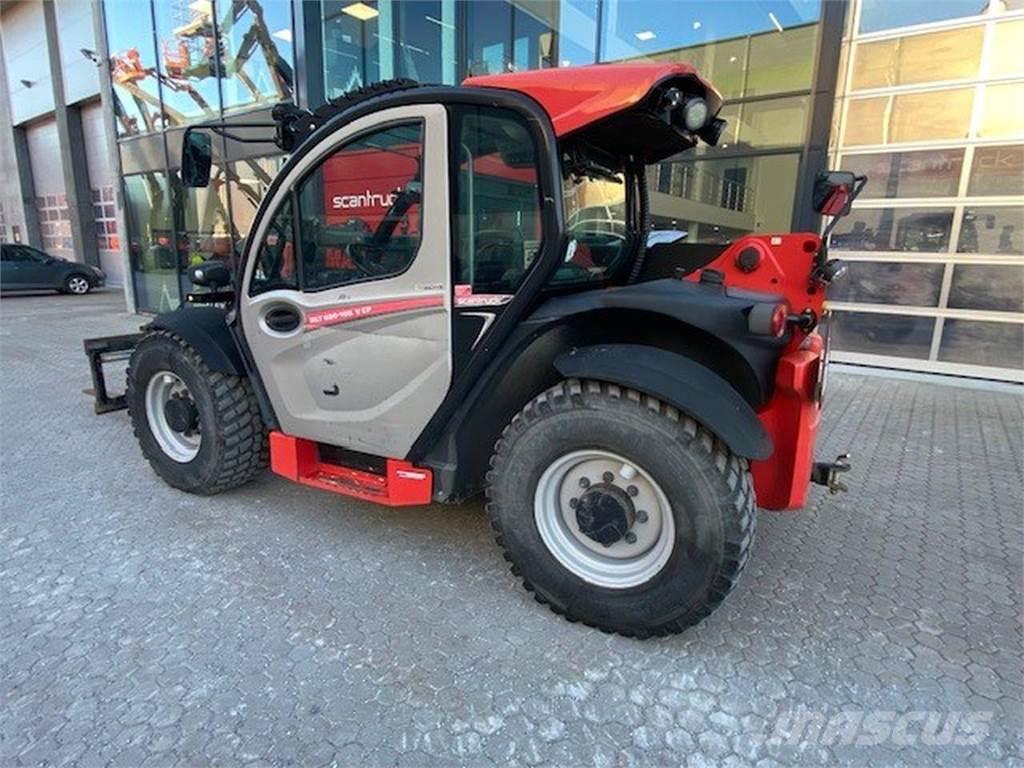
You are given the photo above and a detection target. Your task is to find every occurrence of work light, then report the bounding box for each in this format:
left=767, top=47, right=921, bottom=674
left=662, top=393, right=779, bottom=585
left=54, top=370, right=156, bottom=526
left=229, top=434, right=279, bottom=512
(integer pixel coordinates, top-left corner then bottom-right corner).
left=682, top=97, right=709, bottom=131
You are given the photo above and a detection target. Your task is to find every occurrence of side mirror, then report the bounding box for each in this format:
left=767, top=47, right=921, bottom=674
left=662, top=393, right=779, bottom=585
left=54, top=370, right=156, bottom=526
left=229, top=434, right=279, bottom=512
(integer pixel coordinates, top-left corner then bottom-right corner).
left=182, top=130, right=212, bottom=187
left=189, top=259, right=231, bottom=288
left=813, top=171, right=859, bottom=217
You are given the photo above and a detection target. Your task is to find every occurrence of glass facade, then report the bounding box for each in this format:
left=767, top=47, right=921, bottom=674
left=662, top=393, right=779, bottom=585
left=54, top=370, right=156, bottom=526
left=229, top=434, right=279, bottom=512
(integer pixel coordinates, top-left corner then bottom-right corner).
left=830, top=0, right=1024, bottom=380
left=102, top=0, right=296, bottom=310
left=99, top=0, right=1020, bottom=381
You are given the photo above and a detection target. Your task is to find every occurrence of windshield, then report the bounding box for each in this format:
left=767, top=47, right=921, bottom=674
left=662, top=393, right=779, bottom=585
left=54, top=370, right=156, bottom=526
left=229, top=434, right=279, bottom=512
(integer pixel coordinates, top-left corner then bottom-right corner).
left=555, top=172, right=631, bottom=285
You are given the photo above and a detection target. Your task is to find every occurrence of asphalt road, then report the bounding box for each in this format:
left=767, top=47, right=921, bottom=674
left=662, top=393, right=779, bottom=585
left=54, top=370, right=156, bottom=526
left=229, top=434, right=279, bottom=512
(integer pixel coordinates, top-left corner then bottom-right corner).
left=2, top=290, right=1022, bottom=766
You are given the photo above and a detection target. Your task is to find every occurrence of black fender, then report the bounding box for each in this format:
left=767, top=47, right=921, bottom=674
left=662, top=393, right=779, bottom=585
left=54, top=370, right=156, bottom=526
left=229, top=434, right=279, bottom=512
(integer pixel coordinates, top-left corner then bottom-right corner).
left=554, top=343, right=772, bottom=460
left=148, top=306, right=245, bottom=376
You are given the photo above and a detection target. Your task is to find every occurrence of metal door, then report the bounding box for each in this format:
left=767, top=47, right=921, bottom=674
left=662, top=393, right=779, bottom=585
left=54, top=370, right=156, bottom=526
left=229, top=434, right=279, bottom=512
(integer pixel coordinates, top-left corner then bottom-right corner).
left=239, top=105, right=451, bottom=459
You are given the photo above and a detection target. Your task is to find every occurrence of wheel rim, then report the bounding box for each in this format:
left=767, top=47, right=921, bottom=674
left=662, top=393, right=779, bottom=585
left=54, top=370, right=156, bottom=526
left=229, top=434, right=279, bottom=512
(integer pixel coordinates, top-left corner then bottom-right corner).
left=67, top=276, right=89, bottom=294
left=144, top=371, right=201, bottom=463
left=534, top=449, right=676, bottom=589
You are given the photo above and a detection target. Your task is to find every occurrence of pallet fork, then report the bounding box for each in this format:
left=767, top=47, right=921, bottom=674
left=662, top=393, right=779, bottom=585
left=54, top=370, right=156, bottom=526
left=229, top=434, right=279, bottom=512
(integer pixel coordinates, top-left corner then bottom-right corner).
left=82, top=333, right=143, bottom=414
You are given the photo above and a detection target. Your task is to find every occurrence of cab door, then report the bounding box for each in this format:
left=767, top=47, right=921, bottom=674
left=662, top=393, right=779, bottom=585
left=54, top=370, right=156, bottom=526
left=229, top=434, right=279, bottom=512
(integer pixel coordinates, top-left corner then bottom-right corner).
left=239, top=105, right=451, bottom=459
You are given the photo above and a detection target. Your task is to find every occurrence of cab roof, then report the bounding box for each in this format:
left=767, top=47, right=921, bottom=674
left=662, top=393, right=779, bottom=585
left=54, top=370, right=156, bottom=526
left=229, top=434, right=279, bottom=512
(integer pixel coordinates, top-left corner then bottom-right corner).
left=464, top=63, right=721, bottom=139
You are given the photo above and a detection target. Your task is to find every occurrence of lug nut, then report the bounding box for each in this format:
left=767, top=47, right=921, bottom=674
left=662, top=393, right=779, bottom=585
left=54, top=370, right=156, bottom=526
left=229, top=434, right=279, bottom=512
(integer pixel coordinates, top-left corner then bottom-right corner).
left=625, top=532, right=637, bottom=544
left=636, top=510, right=648, bottom=523
left=602, top=540, right=613, bottom=548
left=627, top=485, right=638, bottom=497
left=569, top=497, right=579, bottom=509
left=579, top=477, right=590, bottom=489
left=602, top=471, right=614, bottom=483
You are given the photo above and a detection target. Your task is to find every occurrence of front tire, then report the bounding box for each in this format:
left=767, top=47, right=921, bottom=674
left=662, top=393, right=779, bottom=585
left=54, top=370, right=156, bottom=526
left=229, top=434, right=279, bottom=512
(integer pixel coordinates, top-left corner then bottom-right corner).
left=126, top=330, right=267, bottom=494
left=486, top=379, right=756, bottom=638
left=63, top=274, right=91, bottom=294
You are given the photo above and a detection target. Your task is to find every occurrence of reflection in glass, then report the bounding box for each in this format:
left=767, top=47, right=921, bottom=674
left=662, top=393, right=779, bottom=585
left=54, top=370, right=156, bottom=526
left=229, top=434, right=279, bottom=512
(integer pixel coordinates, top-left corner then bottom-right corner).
left=978, top=83, right=1024, bottom=140
left=513, top=2, right=558, bottom=72
left=734, top=96, right=808, bottom=150
left=219, top=0, right=295, bottom=113
left=969, top=145, right=1024, bottom=197
left=649, top=154, right=799, bottom=243
left=841, top=150, right=963, bottom=199
left=557, top=0, right=598, bottom=68
left=152, top=0, right=223, bottom=124
left=323, top=0, right=381, bottom=97
left=958, top=207, right=1024, bottom=255
left=828, top=261, right=944, bottom=307
left=948, top=264, right=1024, bottom=313
left=173, top=164, right=235, bottom=297
left=939, top=320, right=1024, bottom=369
left=851, top=27, right=982, bottom=91
left=829, top=207, right=955, bottom=252
left=392, top=1, right=449, bottom=83
left=858, top=0, right=981, bottom=34
left=227, top=156, right=284, bottom=249
left=844, top=90, right=973, bottom=146
left=830, top=310, right=935, bottom=360
left=104, top=1, right=161, bottom=136
left=745, top=23, right=816, bottom=96
left=990, top=20, right=1024, bottom=77
left=598, top=0, right=820, bottom=65
left=466, top=0, right=511, bottom=74
left=124, top=173, right=180, bottom=312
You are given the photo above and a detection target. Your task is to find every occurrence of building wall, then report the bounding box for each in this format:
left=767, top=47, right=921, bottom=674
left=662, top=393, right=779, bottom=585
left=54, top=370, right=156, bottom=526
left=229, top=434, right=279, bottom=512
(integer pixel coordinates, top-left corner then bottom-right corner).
left=55, top=0, right=101, bottom=105
left=81, top=100, right=124, bottom=285
left=829, top=0, right=1024, bottom=381
left=2, top=0, right=54, bottom=124
left=0, top=0, right=124, bottom=285
left=24, top=116, right=72, bottom=259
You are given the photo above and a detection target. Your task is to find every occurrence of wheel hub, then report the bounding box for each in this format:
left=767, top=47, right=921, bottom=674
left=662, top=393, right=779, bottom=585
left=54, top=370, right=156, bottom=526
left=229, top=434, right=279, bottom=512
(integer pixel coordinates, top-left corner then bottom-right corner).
left=575, top=484, right=635, bottom=546
left=145, top=371, right=202, bottom=463
left=163, top=395, right=198, bottom=434
left=534, top=450, right=675, bottom=589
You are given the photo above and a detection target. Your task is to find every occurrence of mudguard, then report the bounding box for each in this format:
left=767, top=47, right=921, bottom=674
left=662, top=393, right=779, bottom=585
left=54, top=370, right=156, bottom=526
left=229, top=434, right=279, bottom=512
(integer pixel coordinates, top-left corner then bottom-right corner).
left=554, top=344, right=773, bottom=460
left=148, top=306, right=245, bottom=376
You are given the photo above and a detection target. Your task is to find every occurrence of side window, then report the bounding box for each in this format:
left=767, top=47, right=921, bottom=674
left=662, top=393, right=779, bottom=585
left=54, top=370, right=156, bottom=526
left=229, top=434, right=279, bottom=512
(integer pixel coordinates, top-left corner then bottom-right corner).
left=250, top=198, right=296, bottom=296
left=555, top=172, right=630, bottom=286
left=453, top=106, right=543, bottom=294
left=5, top=245, right=34, bottom=262
left=298, top=122, right=424, bottom=292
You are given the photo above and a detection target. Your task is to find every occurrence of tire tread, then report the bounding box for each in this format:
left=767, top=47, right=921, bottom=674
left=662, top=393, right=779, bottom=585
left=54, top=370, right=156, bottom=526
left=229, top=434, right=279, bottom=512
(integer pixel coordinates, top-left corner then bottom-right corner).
left=485, top=378, right=756, bottom=639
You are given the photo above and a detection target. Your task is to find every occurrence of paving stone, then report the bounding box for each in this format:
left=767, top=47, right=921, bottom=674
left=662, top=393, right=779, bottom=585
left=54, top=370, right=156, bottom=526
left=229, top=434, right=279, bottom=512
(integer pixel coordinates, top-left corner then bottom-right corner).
left=1, top=292, right=1021, bottom=766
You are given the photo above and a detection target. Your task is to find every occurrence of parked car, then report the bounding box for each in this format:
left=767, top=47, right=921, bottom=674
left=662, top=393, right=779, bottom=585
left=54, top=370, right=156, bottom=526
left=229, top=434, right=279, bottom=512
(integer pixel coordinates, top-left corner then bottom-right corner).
left=0, top=244, right=105, bottom=294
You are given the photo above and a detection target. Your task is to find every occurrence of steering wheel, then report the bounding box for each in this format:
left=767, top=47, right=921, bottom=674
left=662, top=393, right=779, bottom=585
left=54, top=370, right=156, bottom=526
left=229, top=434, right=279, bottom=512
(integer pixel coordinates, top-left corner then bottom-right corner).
left=346, top=241, right=394, bottom=277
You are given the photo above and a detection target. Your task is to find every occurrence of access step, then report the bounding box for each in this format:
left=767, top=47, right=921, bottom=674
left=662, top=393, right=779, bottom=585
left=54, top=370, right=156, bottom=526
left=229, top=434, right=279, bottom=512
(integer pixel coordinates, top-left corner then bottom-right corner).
left=268, top=431, right=432, bottom=506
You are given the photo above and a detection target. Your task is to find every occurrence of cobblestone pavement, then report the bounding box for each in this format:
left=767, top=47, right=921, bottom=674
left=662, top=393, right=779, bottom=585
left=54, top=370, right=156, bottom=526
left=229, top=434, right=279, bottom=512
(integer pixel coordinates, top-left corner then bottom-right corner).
left=2, top=291, right=1022, bottom=767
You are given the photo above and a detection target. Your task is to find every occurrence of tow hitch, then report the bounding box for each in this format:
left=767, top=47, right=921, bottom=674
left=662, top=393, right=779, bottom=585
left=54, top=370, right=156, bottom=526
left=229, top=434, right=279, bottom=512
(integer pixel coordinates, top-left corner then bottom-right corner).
left=811, top=453, right=851, bottom=494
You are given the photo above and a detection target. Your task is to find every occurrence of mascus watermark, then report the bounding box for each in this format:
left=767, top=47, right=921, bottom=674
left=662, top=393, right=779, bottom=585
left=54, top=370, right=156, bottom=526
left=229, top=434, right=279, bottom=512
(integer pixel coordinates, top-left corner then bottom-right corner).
left=765, top=708, right=994, bottom=747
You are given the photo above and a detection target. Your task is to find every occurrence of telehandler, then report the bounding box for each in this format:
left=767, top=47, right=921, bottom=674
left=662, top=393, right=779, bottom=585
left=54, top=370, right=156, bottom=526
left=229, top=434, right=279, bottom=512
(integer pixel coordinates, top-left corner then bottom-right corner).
left=86, top=63, right=861, bottom=637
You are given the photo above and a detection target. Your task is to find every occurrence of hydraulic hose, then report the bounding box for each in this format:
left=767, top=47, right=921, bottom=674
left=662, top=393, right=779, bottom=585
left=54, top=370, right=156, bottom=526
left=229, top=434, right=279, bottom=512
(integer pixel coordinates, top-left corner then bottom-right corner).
left=627, top=162, right=650, bottom=284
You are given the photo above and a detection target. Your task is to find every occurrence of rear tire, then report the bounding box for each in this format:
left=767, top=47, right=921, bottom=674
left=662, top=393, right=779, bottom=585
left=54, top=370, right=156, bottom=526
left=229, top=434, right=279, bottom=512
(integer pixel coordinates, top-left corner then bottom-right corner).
left=127, top=329, right=267, bottom=494
left=486, top=379, right=756, bottom=638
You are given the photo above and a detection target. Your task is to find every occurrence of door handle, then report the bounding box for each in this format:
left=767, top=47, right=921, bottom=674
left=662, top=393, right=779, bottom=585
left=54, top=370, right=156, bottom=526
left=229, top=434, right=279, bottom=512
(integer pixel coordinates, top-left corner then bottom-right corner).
left=263, top=305, right=302, bottom=333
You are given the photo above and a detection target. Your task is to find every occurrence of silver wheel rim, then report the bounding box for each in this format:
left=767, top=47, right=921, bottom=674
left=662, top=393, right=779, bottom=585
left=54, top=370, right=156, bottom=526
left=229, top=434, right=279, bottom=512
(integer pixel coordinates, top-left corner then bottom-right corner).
left=67, top=276, right=89, bottom=294
left=534, top=449, right=676, bottom=589
left=144, top=371, right=201, bottom=463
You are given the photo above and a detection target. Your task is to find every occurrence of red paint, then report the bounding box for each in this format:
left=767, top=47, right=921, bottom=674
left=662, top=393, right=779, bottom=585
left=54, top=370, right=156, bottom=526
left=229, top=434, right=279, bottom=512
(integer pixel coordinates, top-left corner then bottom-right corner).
left=751, top=335, right=824, bottom=510
left=681, top=233, right=829, bottom=510
left=305, top=295, right=445, bottom=331
left=465, top=63, right=719, bottom=137
left=269, top=431, right=433, bottom=506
